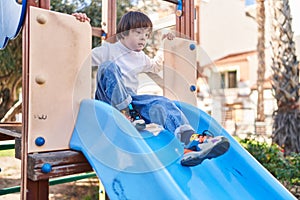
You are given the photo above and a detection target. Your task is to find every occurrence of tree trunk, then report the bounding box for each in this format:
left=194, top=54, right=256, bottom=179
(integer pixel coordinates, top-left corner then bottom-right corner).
left=270, top=0, right=300, bottom=155
left=256, top=0, right=266, bottom=126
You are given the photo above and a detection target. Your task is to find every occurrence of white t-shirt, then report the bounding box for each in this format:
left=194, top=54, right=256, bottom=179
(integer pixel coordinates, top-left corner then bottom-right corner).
left=92, top=41, right=163, bottom=93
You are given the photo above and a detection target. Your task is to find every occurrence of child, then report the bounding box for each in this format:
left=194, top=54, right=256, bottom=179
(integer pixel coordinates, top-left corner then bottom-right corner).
left=73, top=11, right=230, bottom=166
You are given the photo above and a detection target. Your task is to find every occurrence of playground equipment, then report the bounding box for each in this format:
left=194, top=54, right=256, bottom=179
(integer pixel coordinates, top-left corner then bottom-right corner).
left=1, top=1, right=95, bottom=199
left=0, top=0, right=196, bottom=199
left=0, top=0, right=297, bottom=199
left=70, top=99, right=296, bottom=199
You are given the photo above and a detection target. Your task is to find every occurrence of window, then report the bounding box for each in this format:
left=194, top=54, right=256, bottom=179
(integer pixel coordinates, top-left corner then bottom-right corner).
left=220, top=70, right=237, bottom=89
left=228, top=71, right=237, bottom=88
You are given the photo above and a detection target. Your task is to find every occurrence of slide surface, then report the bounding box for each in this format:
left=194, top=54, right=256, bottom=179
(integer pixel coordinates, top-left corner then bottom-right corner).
left=70, top=99, right=296, bottom=200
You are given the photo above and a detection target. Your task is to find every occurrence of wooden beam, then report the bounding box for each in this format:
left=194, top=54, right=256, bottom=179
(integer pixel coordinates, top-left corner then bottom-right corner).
left=26, top=0, right=50, bottom=8
left=27, top=150, right=92, bottom=181
left=0, top=124, right=22, bottom=139
left=0, top=123, right=21, bottom=141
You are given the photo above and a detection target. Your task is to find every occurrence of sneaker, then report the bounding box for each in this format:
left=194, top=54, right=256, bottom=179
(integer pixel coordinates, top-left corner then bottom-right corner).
left=181, top=135, right=230, bottom=166
left=121, top=104, right=146, bottom=130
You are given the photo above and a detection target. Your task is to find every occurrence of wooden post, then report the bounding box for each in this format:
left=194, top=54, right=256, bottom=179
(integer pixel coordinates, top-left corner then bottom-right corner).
left=22, top=1, right=50, bottom=199
left=176, top=0, right=194, bottom=40
left=102, top=0, right=117, bottom=38
left=27, top=179, right=49, bottom=200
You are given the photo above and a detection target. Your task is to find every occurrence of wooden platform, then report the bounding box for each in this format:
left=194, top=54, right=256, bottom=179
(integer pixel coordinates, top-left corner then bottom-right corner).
left=0, top=123, right=92, bottom=182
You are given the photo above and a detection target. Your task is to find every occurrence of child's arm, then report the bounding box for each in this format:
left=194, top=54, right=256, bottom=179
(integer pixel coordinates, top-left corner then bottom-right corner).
left=149, top=32, right=175, bottom=73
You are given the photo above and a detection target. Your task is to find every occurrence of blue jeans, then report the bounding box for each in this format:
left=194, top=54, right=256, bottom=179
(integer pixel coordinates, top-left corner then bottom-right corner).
left=95, top=61, right=194, bottom=136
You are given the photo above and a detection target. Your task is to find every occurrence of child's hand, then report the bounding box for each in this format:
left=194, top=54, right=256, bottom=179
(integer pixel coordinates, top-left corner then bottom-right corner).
left=72, top=12, right=90, bottom=22
left=162, top=32, right=175, bottom=40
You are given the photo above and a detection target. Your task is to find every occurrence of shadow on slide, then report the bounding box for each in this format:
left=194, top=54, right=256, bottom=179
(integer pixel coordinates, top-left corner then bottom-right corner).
left=70, top=99, right=296, bottom=200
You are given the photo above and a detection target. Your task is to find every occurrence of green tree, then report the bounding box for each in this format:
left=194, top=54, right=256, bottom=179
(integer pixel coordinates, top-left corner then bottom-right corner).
left=72, top=0, right=133, bottom=47
left=50, top=0, right=86, bottom=13
left=77, top=0, right=103, bottom=47
left=0, top=35, right=22, bottom=120
left=270, top=0, right=300, bottom=155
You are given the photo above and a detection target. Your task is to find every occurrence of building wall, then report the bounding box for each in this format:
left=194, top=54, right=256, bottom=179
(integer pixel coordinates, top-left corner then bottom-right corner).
left=198, top=0, right=257, bottom=64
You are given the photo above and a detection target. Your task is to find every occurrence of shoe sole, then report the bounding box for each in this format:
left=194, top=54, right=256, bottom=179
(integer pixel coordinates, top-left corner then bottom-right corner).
left=181, top=137, right=230, bottom=167
left=135, top=123, right=146, bottom=130
left=132, top=119, right=146, bottom=130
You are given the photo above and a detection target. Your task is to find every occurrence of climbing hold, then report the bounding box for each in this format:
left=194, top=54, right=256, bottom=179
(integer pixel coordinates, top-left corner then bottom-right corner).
left=190, top=85, right=196, bottom=92
left=41, top=163, right=52, bottom=174
left=35, top=75, right=46, bottom=85
left=35, top=136, right=45, bottom=146
left=189, top=44, right=196, bottom=51
left=36, top=14, right=47, bottom=24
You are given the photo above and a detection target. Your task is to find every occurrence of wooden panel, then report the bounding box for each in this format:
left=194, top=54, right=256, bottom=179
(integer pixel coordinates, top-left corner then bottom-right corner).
left=28, top=7, right=91, bottom=153
left=163, top=38, right=197, bottom=105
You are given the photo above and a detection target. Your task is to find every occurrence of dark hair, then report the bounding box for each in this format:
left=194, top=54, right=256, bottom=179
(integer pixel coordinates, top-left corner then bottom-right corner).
left=116, top=11, right=153, bottom=40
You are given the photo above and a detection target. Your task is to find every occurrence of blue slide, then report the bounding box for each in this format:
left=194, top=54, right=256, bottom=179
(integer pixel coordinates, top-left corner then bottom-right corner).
left=70, top=99, right=296, bottom=200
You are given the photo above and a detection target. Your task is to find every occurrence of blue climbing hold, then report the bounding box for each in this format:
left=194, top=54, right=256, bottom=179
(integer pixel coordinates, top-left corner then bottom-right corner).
left=189, top=43, right=196, bottom=51
left=190, top=85, right=196, bottom=92
left=41, top=163, right=52, bottom=174
left=35, top=137, right=45, bottom=146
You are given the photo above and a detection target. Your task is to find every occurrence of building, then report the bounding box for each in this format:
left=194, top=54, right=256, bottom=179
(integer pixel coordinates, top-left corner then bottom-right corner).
left=196, top=0, right=300, bottom=135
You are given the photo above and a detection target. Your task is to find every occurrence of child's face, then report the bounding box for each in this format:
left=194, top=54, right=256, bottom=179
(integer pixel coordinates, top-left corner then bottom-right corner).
left=121, top=28, right=151, bottom=52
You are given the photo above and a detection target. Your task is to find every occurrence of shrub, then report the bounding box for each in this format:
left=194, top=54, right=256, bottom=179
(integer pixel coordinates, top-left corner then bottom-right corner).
left=239, top=137, right=300, bottom=197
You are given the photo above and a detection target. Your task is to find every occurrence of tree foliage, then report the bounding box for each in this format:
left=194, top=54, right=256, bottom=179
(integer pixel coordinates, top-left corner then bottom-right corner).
left=0, top=35, right=22, bottom=120
left=50, top=0, right=86, bottom=13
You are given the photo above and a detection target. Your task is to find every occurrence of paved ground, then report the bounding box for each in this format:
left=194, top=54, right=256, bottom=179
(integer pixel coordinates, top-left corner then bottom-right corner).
left=0, top=156, right=99, bottom=200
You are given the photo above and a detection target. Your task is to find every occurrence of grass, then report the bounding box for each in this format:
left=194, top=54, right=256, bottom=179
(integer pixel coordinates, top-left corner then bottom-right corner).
left=0, top=149, right=14, bottom=157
